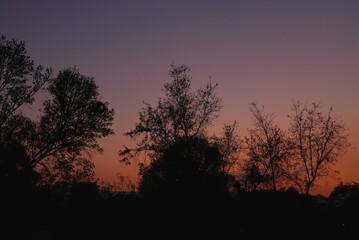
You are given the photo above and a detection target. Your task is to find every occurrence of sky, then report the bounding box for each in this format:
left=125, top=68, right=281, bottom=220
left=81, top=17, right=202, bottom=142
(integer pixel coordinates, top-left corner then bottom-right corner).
left=1, top=0, right=358, bottom=195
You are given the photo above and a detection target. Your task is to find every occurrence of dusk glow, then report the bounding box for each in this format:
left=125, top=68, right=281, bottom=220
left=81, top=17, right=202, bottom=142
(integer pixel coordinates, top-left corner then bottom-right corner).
left=1, top=0, right=358, bottom=195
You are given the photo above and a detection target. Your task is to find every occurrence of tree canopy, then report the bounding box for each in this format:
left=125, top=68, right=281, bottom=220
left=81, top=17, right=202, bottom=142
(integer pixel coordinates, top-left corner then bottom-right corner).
left=0, top=36, right=114, bottom=185
left=289, top=101, right=350, bottom=194
left=0, top=35, right=51, bottom=129
left=139, top=136, right=228, bottom=199
left=32, top=68, right=115, bottom=183
left=120, top=64, right=222, bottom=165
left=0, top=35, right=352, bottom=197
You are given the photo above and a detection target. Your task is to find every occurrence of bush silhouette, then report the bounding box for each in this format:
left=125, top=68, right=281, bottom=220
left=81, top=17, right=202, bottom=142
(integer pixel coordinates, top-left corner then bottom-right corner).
left=139, top=136, right=228, bottom=199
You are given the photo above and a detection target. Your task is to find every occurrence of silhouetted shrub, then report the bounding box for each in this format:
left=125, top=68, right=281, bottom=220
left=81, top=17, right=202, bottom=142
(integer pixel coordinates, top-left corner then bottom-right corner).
left=0, top=141, right=38, bottom=195
left=329, top=182, right=359, bottom=235
left=139, top=136, right=228, bottom=200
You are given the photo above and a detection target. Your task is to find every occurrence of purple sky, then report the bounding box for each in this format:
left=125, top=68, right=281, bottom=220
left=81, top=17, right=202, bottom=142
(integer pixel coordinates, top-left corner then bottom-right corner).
left=1, top=0, right=359, bottom=195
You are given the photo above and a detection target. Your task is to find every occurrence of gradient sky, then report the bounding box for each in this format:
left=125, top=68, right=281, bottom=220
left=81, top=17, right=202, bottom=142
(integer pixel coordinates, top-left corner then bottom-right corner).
left=1, top=0, right=358, bottom=195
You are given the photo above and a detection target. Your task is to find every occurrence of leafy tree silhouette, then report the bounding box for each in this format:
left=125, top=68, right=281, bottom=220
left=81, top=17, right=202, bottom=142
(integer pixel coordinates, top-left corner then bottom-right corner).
left=119, top=64, right=222, bottom=165
left=139, top=136, right=228, bottom=199
left=328, top=182, right=359, bottom=236
left=0, top=35, right=114, bottom=185
left=330, top=182, right=359, bottom=207
left=0, top=141, right=38, bottom=191
left=31, top=67, right=115, bottom=184
left=119, top=64, right=225, bottom=198
left=0, top=35, right=49, bottom=187
left=0, top=35, right=52, bottom=128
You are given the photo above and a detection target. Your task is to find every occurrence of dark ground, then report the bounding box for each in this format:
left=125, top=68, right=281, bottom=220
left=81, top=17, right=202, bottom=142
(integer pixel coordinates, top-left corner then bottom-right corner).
left=2, top=186, right=358, bottom=239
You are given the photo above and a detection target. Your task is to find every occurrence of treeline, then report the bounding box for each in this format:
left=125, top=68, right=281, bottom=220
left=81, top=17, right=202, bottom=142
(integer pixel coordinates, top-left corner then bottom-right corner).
left=4, top=181, right=359, bottom=238
left=0, top=35, right=352, bottom=196
left=120, top=64, right=350, bottom=197
left=0, top=35, right=114, bottom=192
left=1, top=35, right=358, bottom=238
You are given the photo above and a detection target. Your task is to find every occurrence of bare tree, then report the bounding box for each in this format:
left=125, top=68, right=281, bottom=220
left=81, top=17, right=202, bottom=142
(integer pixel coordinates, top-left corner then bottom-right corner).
left=289, top=101, right=350, bottom=194
left=242, top=100, right=292, bottom=191
left=119, top=64, right=222, bottom=165
left=213, top=121, right=242, bottom=177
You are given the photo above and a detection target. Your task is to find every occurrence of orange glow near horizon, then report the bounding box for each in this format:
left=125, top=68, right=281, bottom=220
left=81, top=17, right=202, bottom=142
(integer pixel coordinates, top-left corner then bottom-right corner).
left=94, top=92, right=359, bottom=196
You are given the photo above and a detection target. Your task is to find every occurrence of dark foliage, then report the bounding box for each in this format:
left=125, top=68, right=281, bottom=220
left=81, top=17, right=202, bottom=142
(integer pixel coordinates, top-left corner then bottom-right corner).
left=0, top=36, right=114, bottom=186
left=4, top=185, right=358, bottom=239
left=0, top=37, right=356, bottom=238
left=0, top=141, right=38, bottom=193
left=139, top=136, right=228, bottom=199
left=329, top=182, right=359, bottom=233
left=119, top=64, right=221, bottom=164
left=31, top=67, right=115, bottom=175
left=0, top=35, right=51, bottom=128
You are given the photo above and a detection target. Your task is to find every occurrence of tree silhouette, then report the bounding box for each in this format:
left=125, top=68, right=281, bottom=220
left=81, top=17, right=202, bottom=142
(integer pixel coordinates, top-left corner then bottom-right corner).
left=330, top=182, right=359, bottom=208
left=241, top=100, right=292, bottom=191
left=120, top=64, right=222, bottom=164
left=29, top=67, right=115, bottom=183
left=289, top=101, right=350, bottom=194
left=0, top=35, right=356, bottom=237
left=139, top=136, right=227, bottom=199
left=0, top=36, right=114, bottom=186
left=212, top=121, right=242, bottom=190
left=0, top=141, right=38, bottom=190
left=213, top=121, right=241, bottom=175
left=0, top=35, right=50, bottom=186
left=38, top=155, right=96, bottom=185
left=0, top=35, right=51, bottom=128
left=329, top=182, right=359, bottom=234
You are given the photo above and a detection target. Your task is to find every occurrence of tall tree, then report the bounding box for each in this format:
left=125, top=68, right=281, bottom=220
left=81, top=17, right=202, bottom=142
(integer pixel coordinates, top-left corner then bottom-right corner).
left=30, top=67, right=115, bottom=183
left=0, top=35, right=51, bottom=129
left=119, top=64, right=222, bottom=165
left=0, top=35, right=114, bottom=185
left=0, top=35, right=51, bottom=185
left=242, top=100, right=292, bottom=191
left=289, top=101, right=350, bottom=194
